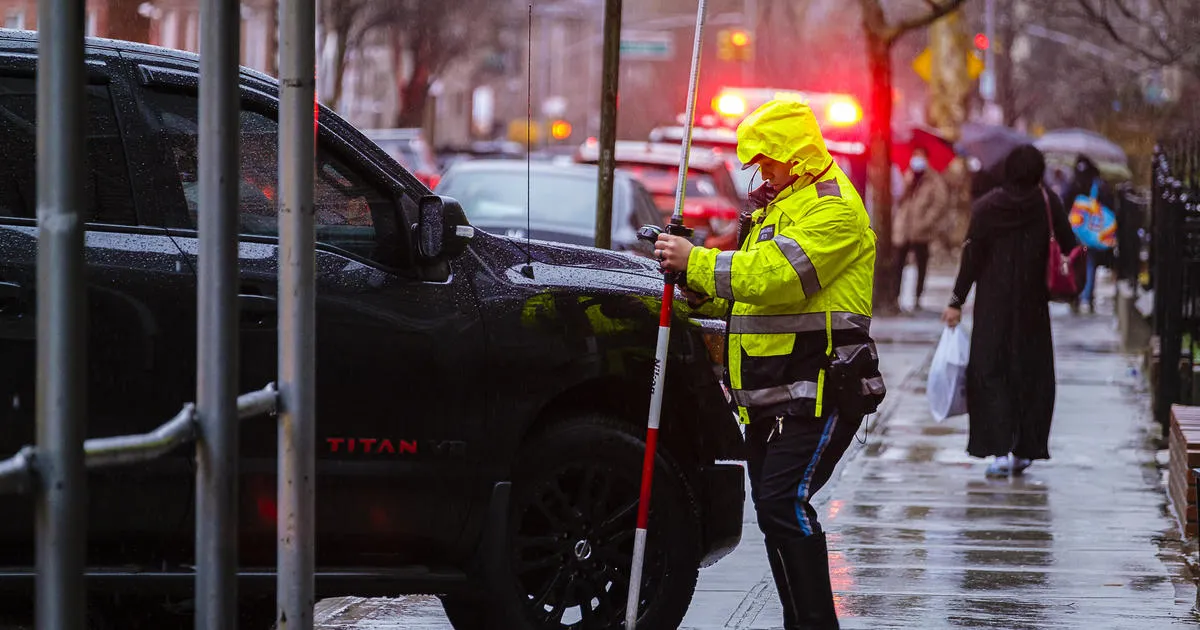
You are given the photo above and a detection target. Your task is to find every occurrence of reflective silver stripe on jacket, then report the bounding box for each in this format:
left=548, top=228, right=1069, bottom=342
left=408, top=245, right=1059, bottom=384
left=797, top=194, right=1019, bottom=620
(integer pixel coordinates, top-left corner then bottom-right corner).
left=773, top=235, right=821, bottom=296
left=731, top=380, right=819, bottom=407
left=714, top=250, right=735, bottom=300
left=728, top=312, right=872, bottom=335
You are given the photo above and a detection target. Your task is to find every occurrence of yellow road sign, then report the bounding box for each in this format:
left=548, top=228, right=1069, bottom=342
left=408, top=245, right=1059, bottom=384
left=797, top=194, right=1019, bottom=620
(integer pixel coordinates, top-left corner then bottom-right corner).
left=912, top=48, right=933, bottom=83
left=967, top=51, right=984, bottom=80
left=912, top=47, right=986, bottom=83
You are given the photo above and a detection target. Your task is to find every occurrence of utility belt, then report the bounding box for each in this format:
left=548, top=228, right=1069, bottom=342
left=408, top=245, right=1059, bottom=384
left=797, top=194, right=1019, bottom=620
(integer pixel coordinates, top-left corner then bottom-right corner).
left=825, top=343, right=887, bottom=418
left=724, top=342, right=887, bottom=423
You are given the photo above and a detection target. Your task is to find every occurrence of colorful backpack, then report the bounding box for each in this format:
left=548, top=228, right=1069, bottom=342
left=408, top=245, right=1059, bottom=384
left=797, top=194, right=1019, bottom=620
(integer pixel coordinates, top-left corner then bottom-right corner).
left=1068, top=180, right=1117, bottom=251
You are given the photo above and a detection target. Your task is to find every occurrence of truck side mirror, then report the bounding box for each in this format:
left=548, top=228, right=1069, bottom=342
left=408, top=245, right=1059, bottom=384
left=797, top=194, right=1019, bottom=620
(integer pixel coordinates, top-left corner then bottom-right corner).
left=417, top=194, right=473, bottom=262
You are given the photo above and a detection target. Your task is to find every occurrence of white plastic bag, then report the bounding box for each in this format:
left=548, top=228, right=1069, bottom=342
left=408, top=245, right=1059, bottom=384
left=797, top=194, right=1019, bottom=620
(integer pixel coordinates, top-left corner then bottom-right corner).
left=927, top=325, right=970, bottom=422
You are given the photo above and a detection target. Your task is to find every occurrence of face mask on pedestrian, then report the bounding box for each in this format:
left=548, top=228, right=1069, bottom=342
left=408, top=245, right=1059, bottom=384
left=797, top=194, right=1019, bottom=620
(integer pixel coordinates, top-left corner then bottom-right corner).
left=910, top=156, right=928, bottom=173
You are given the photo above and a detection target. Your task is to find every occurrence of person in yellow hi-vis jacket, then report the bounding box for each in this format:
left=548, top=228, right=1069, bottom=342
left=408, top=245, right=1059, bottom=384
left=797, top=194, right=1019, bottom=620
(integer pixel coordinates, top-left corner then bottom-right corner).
left=656, top=98, right=885, bottom=630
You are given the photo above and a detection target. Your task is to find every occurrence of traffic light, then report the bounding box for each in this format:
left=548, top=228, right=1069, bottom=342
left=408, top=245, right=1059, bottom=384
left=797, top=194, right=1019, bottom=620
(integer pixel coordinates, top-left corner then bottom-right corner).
left=717, top=29, right=753, bottom=62
left=550, top=120, right=573, bottom=140
left=974, top=33, right=990, bottom=51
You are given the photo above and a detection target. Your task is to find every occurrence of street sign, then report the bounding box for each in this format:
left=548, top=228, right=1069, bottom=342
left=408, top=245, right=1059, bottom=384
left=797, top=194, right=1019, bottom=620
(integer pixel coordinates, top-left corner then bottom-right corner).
left=912, top=47, right=986, bottom=83
left=620, top=31, right=673, bottom=60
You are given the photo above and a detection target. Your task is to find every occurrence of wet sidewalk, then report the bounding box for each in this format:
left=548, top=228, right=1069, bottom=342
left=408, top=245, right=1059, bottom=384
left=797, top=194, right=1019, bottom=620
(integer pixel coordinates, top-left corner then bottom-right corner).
left=688, top=268, right=1199, bottom=629
left=314, top=268, right=1200, bottom=628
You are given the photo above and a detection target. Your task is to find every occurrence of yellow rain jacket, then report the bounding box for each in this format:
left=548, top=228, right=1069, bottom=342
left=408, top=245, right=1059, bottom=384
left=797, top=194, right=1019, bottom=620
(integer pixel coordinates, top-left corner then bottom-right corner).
left=686, top=99, right=881, bottom=423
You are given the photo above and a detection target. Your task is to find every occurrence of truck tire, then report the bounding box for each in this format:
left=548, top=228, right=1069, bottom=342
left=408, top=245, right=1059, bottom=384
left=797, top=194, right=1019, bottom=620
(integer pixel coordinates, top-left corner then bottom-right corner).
left=465, top=415, right=702, bottom=630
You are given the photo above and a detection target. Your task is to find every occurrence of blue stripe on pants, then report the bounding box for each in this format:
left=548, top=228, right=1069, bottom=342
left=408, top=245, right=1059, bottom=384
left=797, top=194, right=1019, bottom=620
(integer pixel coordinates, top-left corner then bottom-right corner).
left=795, top=412, right=839, bottom=535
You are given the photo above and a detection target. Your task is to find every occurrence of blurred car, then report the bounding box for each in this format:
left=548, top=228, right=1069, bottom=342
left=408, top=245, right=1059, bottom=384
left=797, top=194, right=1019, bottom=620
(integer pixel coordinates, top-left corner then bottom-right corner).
left=435, top=160, right=663, bottom=255
left=574, top=140, right=742, bottom=250
left=361, top=127, right=441, bottom=189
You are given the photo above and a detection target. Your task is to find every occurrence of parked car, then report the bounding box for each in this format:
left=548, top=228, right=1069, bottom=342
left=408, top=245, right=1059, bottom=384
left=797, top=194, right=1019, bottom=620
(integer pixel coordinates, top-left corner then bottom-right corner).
left=362, top=127, right=442, bottom=189
left=574, top=140, right=742, bottom=250
left=0, top=31, right=745, bottom=630
left=435, top=160, right=662, bottom=255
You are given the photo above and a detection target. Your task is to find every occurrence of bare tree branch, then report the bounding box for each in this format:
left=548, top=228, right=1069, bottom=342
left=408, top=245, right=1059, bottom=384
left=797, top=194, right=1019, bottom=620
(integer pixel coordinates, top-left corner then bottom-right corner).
left=887, top=0, right=970, bottom=43
left=1072, top=0, right=1184, bottom=65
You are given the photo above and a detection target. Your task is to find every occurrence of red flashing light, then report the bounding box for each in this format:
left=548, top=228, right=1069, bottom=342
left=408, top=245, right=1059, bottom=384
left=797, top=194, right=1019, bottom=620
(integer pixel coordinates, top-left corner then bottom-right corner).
left=826, top=99, right=862, bottom=126
left=974, top=33, right=990, bottom=50
left=714, top=93, right=747, bottom=117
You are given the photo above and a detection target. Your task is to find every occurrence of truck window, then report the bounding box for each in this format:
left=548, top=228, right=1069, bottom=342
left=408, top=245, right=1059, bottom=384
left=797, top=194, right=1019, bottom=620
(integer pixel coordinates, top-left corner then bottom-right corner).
left=142, top=88, right=398, bottom=264
left=0, top=75, right=135, bottom=224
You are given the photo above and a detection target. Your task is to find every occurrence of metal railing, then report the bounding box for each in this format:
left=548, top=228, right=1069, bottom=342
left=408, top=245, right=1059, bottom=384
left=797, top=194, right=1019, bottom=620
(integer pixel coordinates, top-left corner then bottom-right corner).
left=1151, top=135, right=1200, bottom=432
left=1114, top=183, right=1148, bottom=296
left=0, top=385, right=278, bottom=496
left=0, top=0, right=317, bottom=628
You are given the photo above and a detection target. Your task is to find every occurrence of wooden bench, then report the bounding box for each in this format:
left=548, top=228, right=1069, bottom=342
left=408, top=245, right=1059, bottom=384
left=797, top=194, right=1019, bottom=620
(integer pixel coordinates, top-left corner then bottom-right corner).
left=1169, top=405, right=1200, bottom=536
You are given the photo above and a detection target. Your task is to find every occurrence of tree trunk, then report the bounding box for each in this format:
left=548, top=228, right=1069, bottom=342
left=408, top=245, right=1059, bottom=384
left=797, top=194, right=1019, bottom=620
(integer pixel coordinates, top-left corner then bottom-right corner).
left=927, top=10, right=969, bottom=142
left=398, top=62, right=430, bottom=128
left=266, top=0, right=279, bottom=77
left=866, top=32, right=899, bottom=314
left=330, top=31, right=349, bottom=111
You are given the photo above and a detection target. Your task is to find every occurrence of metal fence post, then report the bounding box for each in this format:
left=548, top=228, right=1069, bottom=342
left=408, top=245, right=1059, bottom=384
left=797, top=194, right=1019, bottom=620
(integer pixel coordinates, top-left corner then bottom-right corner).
left=277, top=0, right=317, bottom=627
left=195, top=0, right=242, bottom=626
left=35, top=0, right=87, bottom=627
left=1157, top=179, right=1185, bottom=434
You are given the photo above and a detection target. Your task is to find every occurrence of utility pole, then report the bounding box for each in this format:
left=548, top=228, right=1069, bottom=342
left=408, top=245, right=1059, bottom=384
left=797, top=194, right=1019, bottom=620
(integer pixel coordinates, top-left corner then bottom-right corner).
left=979, top=0, right=1002, bottom=123
left=594, top=0, right=621, bottom=250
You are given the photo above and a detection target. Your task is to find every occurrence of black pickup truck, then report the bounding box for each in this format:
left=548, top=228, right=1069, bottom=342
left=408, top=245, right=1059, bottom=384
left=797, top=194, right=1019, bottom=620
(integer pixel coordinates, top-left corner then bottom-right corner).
left=0, top=31, right=745, bottom=630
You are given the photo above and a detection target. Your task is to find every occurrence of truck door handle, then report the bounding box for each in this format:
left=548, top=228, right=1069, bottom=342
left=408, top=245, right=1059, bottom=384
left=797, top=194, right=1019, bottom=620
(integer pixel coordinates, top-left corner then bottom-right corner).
left=238, top=293, right=277, bottom=327
left=0, top=281, right=20, bottom=301
left=0, top=281, right=23, bottom=313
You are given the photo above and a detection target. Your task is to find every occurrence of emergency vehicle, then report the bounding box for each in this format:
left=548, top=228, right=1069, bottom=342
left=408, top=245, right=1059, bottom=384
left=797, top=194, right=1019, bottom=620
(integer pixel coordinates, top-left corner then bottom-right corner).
left=650, top=86, right=869, bottom=197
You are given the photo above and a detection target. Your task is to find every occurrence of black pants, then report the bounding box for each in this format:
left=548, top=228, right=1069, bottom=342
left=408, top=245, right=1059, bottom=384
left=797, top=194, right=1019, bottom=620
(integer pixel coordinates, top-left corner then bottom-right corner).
left=894, top=241, right=930, bottom=303
left=745, top=412, right=864, bottom=538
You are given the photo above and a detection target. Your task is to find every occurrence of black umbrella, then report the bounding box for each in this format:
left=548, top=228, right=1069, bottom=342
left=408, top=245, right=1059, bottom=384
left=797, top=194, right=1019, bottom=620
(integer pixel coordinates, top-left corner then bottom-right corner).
left=955, top=123, right=1034, bottom=172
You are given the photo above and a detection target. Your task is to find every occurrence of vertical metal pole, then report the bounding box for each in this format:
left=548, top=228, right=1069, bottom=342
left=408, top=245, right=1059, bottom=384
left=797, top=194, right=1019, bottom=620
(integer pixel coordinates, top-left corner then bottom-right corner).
left=594, top=0, right=621, bottom=249
left=35, top=0, right=87, bottom=627
left=277, top=0, right=316, bottom=626
left=743, top=0, right=757, bottom=85
left=1158, top=181, right=1184, bottom=434
left=625, top=3, right=705, bottom=629
left=195, top=0, right=242, bottom=626
left=981, top=0, right=996, bottom=103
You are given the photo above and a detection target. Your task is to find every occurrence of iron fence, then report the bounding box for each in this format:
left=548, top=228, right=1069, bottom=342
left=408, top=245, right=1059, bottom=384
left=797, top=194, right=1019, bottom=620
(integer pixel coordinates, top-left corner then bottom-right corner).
left=0, top=0, right=317, bottom=628
left=1151, top=135, right=1200, bottom=432
left=1114, top=183, right=1148, bottom=293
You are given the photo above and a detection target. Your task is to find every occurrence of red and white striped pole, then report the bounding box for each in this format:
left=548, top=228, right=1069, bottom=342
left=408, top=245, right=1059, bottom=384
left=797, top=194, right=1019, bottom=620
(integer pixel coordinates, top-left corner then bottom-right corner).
left=625, top=0, right=707, bottom=627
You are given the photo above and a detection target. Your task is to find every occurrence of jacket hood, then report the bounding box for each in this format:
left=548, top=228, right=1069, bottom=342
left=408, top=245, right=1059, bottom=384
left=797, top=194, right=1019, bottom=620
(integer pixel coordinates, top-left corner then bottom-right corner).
left=736, top=98, right=834, bottom=183
left=979, top=185, right=1046, bottom=235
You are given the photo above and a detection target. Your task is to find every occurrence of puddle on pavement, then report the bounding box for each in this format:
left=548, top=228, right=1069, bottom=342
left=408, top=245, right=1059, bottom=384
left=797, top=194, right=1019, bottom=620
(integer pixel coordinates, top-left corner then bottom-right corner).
left=961, top=528, right=1054, bottom=544
left=905, top=443, right=939, bottom=463
left=904, top=505, right=933, bottom=520
left=959, top=548, right=1052, bottom=568
left=920, top=424, right=960, bottom=436
left=960, top=568, right=1050, bottom=591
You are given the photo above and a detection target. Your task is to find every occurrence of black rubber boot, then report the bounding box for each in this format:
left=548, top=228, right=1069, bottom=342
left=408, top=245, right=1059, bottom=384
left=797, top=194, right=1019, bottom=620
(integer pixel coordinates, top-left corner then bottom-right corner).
left=767, top=533, right=840, bottom=629
left=766, top=538, right=799, bottom=628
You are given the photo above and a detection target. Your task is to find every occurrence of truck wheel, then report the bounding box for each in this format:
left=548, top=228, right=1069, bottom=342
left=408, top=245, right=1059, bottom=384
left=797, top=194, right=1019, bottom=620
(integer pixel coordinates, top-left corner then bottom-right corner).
left=489, top=415, right=702, bottom=630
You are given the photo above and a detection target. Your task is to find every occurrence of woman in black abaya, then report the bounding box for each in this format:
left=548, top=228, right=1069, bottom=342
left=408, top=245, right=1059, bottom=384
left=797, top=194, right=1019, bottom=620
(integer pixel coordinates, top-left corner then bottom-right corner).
left=942, top=145, right=1077, bottom=477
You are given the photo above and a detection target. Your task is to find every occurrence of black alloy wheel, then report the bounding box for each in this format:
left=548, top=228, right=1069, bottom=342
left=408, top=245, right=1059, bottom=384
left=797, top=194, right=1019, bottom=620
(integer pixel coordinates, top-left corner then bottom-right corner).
left=482, top=415, right=701, bottom=630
